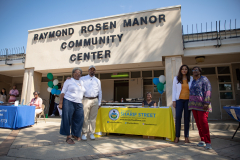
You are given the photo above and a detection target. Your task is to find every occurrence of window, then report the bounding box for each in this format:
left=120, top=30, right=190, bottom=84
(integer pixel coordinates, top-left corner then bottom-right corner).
left=219, top=84, right=232, bottom=91
left=53, top=76, right=63, bottom=81
left=217, top=66, right=230, bottom=74
left=131, top=71, right=141, bottom=78
left=220, top=92, right=233, bottom=99
left=217, top=66, right=233, bottom=99
left=154, top=70, right=164, bottom=77
left=143, top=79, right=152, bottom=85
left=100, top=73, right=112, bottom=79
left=218, top=76, right=231, bottom=82
left=142, top=71, right=152, bottom=77
left=100, top=72, right=129, bottom=79
left=41, top=77, right=49, bottom=82
left=202, top=68, right=216, bottom=75
left=42, top=76, right=63, bottom=82
left=154, top=86, right=158, bottom=92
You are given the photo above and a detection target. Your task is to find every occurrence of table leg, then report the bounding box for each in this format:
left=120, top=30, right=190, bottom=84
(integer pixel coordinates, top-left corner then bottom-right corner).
left=232, top=122, right=240, bottom=139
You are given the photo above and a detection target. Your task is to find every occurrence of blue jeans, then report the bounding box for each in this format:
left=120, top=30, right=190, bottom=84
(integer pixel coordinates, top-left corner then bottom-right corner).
left=52, top=102, right=59, bottom=115
left=60, top=98, right=84, bottom=137
left=175, top=99, right=191, bottom=137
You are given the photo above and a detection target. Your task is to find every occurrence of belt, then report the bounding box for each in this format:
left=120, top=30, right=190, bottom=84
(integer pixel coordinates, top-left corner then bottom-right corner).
left=84, top=96, right=98, bottom=99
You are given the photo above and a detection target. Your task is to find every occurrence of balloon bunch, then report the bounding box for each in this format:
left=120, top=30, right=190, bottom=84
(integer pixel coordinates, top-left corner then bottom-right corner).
left=153, top=75, right=166, bottom=94
left=46, top=73, right=61, bottom=95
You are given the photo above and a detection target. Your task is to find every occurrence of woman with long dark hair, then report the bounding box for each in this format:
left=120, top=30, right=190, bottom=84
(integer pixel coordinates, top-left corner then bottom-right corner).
left=142, top=92, right=157, bottom=107
left=172, top=65, right=193, bottom=143
left=0, top=88, right=7, bottom=103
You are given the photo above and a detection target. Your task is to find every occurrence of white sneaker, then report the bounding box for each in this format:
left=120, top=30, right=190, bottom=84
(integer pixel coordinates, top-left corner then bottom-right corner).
left=205, top=143, right=212, bottom=149
left=90, top=134, right=95, bottom=140
left=50, top=114, right=55, bottom=117
left=197, top=141, right=206, bottom=147
left=81, top=135, right=87, bottom=141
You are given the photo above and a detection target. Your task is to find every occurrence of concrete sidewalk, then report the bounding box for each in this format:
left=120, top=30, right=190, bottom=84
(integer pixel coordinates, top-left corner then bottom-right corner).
left=0, top=121, right=239, bottom=160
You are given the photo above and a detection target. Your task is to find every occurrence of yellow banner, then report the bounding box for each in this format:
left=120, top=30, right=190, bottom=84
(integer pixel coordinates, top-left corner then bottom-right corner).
left=95, top=107, right=175, bottom=141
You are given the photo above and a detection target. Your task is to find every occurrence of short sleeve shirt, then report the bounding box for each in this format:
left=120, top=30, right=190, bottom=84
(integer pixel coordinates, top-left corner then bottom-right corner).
left=143, top=100, right=156, bottom=107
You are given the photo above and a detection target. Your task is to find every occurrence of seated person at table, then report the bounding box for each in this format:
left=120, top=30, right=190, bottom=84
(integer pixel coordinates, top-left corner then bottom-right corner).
left=30, top=91, right=43, bottom=117
left=0, top=88, right=7, bottom=103
left=142, top=92, right=156, bottom=107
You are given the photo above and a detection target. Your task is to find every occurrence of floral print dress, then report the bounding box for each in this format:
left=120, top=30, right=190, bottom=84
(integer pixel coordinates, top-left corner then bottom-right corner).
left=188, top=76, right=212, bottom=112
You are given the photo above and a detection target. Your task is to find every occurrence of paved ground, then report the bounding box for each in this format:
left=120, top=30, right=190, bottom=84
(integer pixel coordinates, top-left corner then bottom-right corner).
left=0, top=121, right=239, bottom=160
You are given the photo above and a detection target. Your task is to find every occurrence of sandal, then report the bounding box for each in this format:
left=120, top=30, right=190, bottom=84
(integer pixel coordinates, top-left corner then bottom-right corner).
left=174, top=137, right=179, bottom=143
left=66, top=138, right=75, bottom=144
left=185, top=138, right=190, bottom=143
left=72, top=135, right=81, bottom=141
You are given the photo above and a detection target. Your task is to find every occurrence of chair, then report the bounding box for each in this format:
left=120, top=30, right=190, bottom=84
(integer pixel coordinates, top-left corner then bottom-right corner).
left=35, top=104, right=46, bottom=123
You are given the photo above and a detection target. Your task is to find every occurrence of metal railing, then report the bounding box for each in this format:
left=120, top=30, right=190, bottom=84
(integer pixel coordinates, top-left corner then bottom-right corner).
left=0, top=46, right=25, bottom=64
left=182, top=19, right=240, bottom=49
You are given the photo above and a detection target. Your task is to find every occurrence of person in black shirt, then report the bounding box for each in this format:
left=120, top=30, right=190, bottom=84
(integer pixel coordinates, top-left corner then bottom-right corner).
left=142, top=92, right=156, bottom=107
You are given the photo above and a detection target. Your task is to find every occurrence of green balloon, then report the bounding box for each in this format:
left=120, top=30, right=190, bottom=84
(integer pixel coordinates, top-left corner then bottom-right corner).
left=47, top=73, right=53, bottom=80
left=48, top=81, right=53, bottom=88
left=53, top=85, right=59, bottom=90
left=157, top=82, right=164, bottom=91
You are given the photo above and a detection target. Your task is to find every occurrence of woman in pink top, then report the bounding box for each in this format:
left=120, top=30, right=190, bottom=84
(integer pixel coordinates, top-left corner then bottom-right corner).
left=30, top=91, right=43, bottom=117
left=8, top=85, right=19, bottom=102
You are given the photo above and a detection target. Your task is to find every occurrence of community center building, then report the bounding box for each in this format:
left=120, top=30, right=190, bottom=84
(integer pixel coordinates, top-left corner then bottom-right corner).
left=0, top=5, right=239, bottom=120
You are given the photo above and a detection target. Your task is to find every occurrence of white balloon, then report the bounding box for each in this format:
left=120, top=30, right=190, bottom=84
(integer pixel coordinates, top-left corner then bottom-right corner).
left=163, top=84, right=166, bottom=92
left=53, top=79, right=59, bottom=86
left=47, top=87, right=52, bottom=92
left=159, top=75, right=166, bottom=83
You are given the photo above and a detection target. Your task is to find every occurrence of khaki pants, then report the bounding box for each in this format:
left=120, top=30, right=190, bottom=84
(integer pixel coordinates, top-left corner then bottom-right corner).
left=82, top=97, right=99, bottom=136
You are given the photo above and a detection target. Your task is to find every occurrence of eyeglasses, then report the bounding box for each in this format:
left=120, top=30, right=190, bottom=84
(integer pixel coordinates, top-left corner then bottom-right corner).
left=34, top=94, right=38, bottom=95
left=192, top=69, right=199, bottom=72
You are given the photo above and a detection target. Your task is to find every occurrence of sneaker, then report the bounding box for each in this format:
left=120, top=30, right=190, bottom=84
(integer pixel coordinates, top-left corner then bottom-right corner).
left=81, top=135, right=87, bottom=141
left=50, top=114, right=55, bottom=117
left=90, top=134, right=95, bottom=140
left=197, top=141, right=206, bottom=147
left=205, top=143, right=212, bottom=149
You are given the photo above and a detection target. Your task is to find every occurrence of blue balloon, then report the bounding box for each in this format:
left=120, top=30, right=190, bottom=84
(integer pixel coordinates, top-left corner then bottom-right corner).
left=158, top=90, right=164, bottom=94
left=153, top=78, right=160, bottom=85
left=51, top=88, right=57, bottom=94
left=56, top=90, right=61, bottom=95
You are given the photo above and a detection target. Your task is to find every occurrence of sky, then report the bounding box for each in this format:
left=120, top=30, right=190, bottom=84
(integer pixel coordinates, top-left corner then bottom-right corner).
left=0, top=0, right=240, bottom=51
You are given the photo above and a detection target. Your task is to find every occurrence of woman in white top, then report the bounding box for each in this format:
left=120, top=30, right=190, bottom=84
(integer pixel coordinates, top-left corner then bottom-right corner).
left=59, top=67, right=86, bottom=144
left=172, top=65, right=193, bottom=143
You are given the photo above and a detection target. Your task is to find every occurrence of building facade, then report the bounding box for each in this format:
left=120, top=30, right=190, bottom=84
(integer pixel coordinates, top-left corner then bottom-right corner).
left=0, top=5, right=239, bottom=120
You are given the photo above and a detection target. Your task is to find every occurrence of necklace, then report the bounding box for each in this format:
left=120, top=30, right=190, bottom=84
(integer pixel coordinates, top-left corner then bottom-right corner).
left=74, top=79, right=82, bottom=88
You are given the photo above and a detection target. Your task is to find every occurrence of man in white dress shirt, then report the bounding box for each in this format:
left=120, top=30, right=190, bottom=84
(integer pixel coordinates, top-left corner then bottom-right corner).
left=81, top=65, right=102, bottom=140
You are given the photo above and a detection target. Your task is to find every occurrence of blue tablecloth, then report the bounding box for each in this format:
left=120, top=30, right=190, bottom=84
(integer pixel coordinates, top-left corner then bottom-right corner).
left=223, top=106, right=240, bottom=122
left=0, top=105, right=35, bottom=129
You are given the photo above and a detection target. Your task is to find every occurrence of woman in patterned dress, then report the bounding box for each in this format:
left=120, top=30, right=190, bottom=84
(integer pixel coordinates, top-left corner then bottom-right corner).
left=188, top=66, right=212, bottom=149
